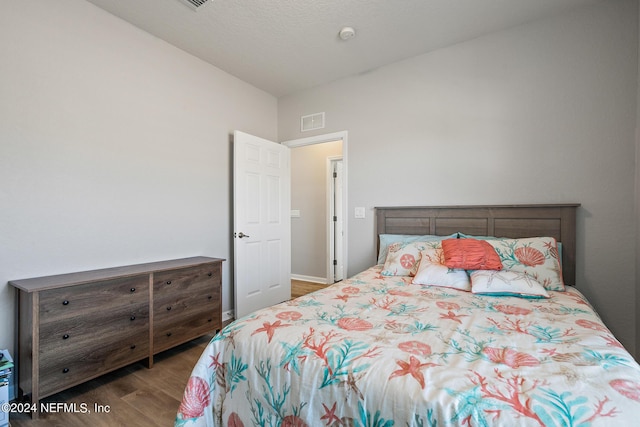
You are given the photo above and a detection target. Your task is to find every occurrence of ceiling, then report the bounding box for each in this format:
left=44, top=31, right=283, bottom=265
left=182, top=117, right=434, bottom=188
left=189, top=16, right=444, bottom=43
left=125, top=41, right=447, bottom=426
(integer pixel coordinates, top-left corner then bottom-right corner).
left=85, top=0, right=600, bottom=97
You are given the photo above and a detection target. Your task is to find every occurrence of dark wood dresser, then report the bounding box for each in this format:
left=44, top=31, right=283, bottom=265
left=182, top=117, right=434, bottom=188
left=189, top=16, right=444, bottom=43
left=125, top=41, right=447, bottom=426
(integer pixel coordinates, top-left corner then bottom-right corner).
left=9, top=256, right=224, bottom=417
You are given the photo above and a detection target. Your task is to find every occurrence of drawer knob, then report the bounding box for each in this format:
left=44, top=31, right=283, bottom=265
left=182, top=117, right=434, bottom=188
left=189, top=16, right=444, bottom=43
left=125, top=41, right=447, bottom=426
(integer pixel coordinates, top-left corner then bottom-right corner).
left=62, top=334, right=69, bottom=340
left=208, top=295, right=212, bottom=300
left=130, top=345, right=136, bottom=350
left=166, top=332, right=172, bottom=337
left=166, top=280, right=172, bottom=285
left=166, top=306, right=172, bottom=311
left=208, top=318, right=212, bottom=322
left=130, top=315, right=136, bottom=321
left=62, top=300, right=69, bottom=306
left=130, top=287, right=136, bottom=293
left=62, top=368, right=69, bottom=374
left=208, top=272, right=213, bottom=277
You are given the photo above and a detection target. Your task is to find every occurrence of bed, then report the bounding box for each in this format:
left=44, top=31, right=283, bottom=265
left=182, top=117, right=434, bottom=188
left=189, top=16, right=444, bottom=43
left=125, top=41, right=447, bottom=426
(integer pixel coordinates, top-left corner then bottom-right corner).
left=175, top=204, right=640, bottom=426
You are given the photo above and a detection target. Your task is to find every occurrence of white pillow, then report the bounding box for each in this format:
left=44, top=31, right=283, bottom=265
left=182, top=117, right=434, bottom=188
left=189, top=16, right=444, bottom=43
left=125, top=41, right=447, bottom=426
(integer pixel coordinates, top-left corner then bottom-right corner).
left=484, top=237, right=564, bottom=291
left=470, top=270, right=549, bottom=298
left=412, top=247, right=471, bottom=291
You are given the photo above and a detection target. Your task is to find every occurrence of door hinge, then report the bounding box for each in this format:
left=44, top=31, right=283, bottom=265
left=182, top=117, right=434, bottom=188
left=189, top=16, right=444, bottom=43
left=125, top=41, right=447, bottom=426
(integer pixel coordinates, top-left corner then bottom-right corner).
left=333, top=259, right=337, bottom=266
left=333, top=171, right=337, bottom=178
left=333, top=216, right=337, bottom=222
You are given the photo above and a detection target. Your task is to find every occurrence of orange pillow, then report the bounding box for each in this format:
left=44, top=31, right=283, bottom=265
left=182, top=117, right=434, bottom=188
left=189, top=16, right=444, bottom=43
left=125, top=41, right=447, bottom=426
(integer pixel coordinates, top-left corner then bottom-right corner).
left=442, top=238, right=503, bottom=270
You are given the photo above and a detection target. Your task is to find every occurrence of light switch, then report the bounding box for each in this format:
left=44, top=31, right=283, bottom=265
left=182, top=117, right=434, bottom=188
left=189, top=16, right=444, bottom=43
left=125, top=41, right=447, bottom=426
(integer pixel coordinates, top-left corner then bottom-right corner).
left=354, top=207, right=365, bottom=219
left=291, top=210, right=301, bottom=218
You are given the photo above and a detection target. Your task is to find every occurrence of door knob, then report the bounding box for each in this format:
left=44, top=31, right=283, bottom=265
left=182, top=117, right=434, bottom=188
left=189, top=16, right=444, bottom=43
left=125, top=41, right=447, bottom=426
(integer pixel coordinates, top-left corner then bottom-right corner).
left=237, top=232, right=250, bottom=238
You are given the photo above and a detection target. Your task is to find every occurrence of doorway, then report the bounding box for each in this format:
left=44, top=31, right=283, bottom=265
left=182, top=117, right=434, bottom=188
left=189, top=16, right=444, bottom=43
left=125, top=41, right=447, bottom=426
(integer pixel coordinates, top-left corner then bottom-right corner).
left=282, top=131, right=348, bottom=285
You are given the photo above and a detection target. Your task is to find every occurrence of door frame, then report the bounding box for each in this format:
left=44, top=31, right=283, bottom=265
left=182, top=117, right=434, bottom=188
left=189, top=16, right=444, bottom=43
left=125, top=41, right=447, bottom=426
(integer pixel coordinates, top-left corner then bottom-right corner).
left=282, top=131, right=348, bottom=284
left=327, top=156, right=344, bottom=282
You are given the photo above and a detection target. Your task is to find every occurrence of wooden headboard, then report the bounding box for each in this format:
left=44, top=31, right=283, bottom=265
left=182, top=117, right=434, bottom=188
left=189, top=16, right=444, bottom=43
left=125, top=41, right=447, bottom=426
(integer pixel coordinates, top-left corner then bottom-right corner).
left=375, top=204, right=580, bottom=286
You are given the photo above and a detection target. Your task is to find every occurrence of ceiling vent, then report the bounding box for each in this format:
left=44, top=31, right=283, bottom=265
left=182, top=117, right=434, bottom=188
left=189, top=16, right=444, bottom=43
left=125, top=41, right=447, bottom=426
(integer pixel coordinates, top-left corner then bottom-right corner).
left=178, top=0, right=211, bottom=11
left=301, top=112, right=325, bottom=132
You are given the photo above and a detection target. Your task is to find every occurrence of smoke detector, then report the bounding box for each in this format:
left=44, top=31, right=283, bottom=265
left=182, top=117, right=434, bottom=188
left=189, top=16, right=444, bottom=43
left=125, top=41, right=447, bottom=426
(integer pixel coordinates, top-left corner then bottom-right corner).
left=178, top=0, right=211, bottom=11
left=339, top=27, right=356, bottom=41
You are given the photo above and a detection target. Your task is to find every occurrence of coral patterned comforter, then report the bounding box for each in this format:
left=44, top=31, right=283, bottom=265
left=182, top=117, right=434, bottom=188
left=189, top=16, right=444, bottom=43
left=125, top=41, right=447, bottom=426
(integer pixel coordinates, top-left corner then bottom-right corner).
left=175, top=265, right=640, bottom=426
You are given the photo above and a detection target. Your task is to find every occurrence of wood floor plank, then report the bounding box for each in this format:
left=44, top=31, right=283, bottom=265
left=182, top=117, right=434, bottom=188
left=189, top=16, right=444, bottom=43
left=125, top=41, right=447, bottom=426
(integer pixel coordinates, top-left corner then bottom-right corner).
left=291, top=279, right=330, bottom=298
left=120, top=388, right=180, bottom=426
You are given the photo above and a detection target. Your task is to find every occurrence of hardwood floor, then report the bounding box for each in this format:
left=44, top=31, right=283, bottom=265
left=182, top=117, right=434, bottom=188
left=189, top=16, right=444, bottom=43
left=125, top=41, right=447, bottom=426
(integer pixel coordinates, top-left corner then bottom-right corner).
left=291, top=279, right=329, bottom=298
left=8, top=280, right=326, bottom=426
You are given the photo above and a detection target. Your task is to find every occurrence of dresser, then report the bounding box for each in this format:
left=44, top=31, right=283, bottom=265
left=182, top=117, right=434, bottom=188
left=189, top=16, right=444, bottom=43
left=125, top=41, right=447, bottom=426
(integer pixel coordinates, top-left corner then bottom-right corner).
left=9, top=256, right=223, bottom=416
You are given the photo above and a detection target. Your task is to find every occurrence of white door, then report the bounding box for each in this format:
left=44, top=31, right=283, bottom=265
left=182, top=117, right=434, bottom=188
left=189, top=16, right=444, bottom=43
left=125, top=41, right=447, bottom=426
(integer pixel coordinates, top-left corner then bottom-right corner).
left=233, top=131, right=291, bottom=319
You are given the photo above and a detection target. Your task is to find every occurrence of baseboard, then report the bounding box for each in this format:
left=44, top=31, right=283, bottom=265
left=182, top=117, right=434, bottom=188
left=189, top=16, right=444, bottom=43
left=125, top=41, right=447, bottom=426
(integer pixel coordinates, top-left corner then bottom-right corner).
left=222, top=310, right=235, bottom=322
left=291, top=274, right=329, bottom=284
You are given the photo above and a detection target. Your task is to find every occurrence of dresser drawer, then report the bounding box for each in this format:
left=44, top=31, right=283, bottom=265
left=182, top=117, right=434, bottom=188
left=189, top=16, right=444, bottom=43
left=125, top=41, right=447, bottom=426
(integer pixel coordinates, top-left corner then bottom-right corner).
left=153, top=310, right=219, bottom=353
left=153, top=283, right=220, bottom=319
left=153, top=263, right=220, bottom=299
left=39, top=303, right=149, bottom=354
left=39, top=276, right=148, bottom=324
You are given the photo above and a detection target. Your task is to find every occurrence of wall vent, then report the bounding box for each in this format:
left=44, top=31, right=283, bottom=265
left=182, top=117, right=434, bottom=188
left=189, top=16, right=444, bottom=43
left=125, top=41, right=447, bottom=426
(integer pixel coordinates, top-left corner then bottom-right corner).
left=179, top=0, right=211, bottom=10
left=301, top=112, right=325, bottom=132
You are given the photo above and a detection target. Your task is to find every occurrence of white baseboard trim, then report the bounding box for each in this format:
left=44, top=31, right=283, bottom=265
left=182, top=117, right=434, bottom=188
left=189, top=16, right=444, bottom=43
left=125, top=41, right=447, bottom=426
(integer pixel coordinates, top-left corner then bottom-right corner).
left=222, top=310, right=235, bottom=322
left=291, top=274, right=329, bottom=284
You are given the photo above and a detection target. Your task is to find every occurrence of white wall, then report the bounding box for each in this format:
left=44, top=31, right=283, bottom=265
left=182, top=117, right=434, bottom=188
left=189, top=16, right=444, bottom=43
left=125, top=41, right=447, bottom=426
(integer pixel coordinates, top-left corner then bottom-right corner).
left=0, top=0, right=277, bottom=353
left=279, top=0, right=639, bottom=353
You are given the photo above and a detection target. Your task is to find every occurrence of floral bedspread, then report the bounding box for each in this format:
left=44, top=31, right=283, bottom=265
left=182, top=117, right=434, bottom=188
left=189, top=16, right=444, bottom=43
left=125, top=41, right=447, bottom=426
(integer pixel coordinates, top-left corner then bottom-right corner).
left=175, top=266, right=640, bottom=426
